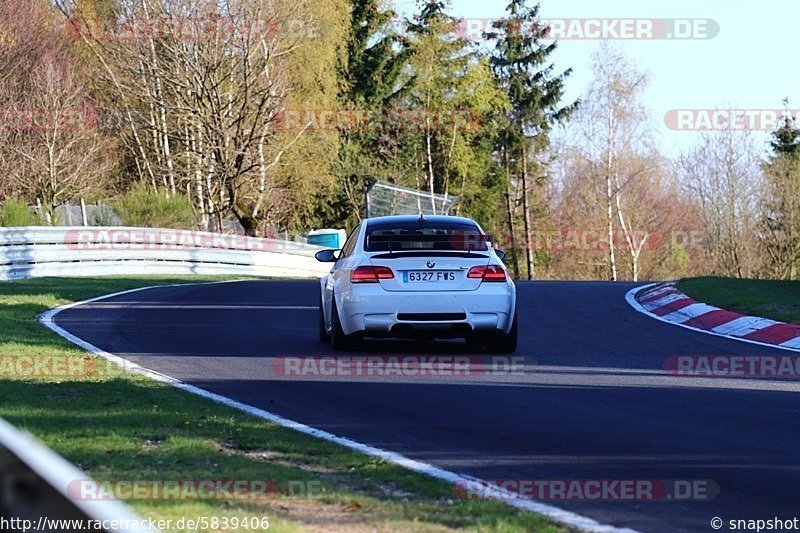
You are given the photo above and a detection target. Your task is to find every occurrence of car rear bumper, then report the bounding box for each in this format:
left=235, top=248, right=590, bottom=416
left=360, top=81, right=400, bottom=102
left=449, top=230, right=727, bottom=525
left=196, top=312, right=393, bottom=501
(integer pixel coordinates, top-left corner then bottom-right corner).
left=338, top=284, right=515, bottom=337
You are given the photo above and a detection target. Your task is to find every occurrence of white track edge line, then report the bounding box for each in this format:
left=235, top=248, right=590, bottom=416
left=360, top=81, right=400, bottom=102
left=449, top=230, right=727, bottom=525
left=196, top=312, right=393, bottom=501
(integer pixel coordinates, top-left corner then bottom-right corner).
left=626, top=283, right=800, bottom=355
left=37, top=280, right=636, bottom=533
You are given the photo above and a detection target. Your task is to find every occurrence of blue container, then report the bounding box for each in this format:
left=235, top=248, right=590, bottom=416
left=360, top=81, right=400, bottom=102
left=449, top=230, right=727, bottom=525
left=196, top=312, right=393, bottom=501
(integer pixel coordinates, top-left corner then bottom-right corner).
left=307, top=232, right=340, bottom=248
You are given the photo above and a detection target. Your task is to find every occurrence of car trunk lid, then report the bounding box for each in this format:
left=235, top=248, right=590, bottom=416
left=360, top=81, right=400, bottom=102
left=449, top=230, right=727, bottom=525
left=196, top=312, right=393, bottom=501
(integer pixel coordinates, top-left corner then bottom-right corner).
left=367, top=252, right=490, bottom=292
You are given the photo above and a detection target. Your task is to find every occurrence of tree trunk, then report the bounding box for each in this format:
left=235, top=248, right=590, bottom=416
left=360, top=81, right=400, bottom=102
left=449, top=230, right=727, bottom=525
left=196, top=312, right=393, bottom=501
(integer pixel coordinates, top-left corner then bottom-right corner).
left=504, top=148, right=520, bottom=278
left=425, top=126, right=436, bottom=214
left=521, top=144, right=534, bottom=280
left=233, top=207, right=258, bottom=237
left=605, top=111, right=618, bottom=281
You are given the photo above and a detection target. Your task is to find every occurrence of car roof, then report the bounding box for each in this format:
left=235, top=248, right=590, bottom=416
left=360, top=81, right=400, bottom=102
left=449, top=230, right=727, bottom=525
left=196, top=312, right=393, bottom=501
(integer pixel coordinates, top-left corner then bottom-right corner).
left=365, top=215, right=479, bottom=227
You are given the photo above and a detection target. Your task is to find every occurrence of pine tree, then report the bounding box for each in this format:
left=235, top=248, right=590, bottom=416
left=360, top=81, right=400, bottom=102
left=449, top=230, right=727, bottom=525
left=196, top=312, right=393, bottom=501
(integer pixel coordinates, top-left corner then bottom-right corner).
left=762, top=100, right=800, bottom=279
left=771, top=103, right=800, bottom=157
left=323, top=0, right=410, bottom=228
left=488, top=0, right=576, bottom=278
left=345, top=0, right=407, bottom=107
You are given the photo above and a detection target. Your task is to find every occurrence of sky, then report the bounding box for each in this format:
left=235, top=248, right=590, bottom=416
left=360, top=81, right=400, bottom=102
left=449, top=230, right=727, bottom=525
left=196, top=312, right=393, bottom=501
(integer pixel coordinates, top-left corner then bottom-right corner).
left=393, top=0, right=800, bottom=157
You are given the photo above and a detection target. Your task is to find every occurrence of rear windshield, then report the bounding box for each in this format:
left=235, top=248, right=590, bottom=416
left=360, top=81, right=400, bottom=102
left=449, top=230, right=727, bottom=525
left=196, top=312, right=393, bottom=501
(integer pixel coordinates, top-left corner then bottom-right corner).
left=364, top=220, right=489, bottom=252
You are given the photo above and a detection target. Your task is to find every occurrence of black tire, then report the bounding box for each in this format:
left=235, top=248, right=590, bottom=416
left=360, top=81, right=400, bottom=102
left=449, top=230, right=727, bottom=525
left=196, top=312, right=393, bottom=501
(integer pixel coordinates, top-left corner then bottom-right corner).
left=330, top=294, right=356, bottom=351
left=488, top=307, right=518, bottom=354
left=318, top=292, right=331, bottom=342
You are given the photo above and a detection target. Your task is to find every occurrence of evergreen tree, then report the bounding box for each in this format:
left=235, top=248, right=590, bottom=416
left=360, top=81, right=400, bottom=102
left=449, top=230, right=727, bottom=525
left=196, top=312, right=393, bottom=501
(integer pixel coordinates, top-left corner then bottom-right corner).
left=345, top=0, right=407, bottom=107
left=771, top=102, right=800, bottom=157
left=762, top=100, right=800, bottom=279
left=323, top=0, right=410, bottom=228
left=487, top=0, right=576, bottom=278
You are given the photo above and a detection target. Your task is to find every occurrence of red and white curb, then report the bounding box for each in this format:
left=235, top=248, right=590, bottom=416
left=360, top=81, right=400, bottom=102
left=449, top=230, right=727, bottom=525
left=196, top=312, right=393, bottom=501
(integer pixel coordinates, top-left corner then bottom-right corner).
left=627, top=282, right=800, bottom=353
left=39, top=281, right=635, bottom=533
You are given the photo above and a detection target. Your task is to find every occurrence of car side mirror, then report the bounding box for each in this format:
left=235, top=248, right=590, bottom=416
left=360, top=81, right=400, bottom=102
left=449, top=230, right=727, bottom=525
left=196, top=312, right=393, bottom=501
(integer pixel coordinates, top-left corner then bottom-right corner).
left=494, top=249, right=507, bottom=261
left=315, top=249, right=340, bottom=263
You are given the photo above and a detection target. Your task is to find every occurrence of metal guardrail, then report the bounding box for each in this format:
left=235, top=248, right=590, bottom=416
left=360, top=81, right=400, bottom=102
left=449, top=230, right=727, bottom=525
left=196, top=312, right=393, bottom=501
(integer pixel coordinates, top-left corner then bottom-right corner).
left=0, top=227, right=333, bottom=530
left=0, top=417, right=156, bottom=532
left=0, top=227, right=332, bottom=279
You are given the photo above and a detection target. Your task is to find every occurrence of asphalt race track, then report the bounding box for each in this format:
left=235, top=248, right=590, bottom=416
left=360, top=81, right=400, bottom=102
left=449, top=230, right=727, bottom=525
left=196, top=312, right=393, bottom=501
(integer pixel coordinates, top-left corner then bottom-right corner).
left=52, top=280, right=800, bottom=532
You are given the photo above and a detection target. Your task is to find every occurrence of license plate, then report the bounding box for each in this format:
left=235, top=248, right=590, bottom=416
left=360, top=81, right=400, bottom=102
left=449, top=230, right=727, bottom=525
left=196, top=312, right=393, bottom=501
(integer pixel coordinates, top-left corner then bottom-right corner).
left=404, top=271, right=456, bottom=282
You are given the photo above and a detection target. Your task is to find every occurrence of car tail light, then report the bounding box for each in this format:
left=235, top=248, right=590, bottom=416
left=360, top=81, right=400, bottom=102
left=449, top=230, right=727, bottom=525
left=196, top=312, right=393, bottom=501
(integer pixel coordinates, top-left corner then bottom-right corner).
left=467, top=265, right=507, bottom=282
left=351, top=265, right=394, bottom=283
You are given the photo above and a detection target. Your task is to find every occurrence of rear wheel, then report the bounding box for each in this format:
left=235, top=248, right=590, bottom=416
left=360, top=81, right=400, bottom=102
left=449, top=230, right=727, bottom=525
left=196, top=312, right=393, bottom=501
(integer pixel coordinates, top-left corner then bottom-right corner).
left=318, top=292, right=330, bottom=342
left=330, top=294, right=358, bottom=351
left=487, top=307, right=518, bottom=354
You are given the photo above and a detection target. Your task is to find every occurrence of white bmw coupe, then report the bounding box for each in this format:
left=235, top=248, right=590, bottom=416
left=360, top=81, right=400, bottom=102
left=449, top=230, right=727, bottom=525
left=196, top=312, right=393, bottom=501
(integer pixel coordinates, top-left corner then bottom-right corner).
left=315, top=215, right=517, bottom=353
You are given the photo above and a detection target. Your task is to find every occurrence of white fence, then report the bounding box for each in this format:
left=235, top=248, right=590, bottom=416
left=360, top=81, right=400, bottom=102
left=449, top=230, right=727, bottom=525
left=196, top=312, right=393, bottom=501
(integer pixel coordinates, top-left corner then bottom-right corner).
left=0, top=227, right=332, bottom=280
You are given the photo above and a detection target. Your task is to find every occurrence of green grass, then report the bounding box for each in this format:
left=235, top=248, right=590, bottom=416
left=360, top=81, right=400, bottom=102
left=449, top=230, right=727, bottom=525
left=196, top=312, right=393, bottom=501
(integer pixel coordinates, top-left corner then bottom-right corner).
left=0, top=276, right=560, bottom=533
left=677, top=276, right=800, bottom=324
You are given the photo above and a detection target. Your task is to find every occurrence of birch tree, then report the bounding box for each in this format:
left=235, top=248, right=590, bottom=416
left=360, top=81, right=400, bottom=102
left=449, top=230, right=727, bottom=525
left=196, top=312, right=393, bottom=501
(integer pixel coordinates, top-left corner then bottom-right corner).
left=567, top=43, right=653, bottom=280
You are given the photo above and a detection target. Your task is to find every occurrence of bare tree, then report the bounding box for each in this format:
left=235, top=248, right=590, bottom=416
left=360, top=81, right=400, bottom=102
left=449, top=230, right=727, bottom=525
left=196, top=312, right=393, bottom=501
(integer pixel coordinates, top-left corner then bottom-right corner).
left=0, top=0, right=65, bottom=89
left=557, top=43, right=654, bottom=280
left=678, top=127, right=764, bottom=278
left=5, top=60, right=114, bottom=221
left=56, top=0, right=327, bottom=234
left=0, top=0, right=115, bottom=216
left=548, top=139, right=699, bottom=281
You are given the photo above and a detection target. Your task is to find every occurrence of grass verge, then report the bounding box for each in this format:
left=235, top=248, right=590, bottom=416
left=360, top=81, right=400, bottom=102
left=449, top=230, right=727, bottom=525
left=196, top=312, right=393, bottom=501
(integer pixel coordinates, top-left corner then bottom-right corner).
left=677, top=276, right=800, bottom=324
left=0, top=276, right=560, bottom=533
